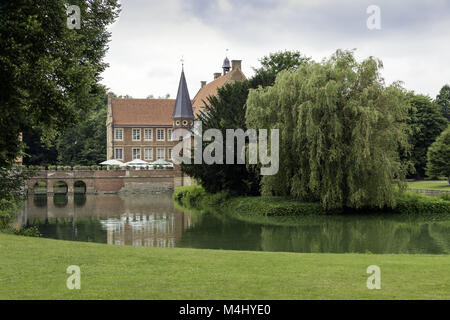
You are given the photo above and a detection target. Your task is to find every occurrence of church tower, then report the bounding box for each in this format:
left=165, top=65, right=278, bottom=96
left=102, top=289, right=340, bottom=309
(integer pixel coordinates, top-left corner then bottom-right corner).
left=172, top=68, right=194, bottom=129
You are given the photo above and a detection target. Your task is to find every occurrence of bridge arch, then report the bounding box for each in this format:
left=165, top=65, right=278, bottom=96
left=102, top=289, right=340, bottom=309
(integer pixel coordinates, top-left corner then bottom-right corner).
left=32, top=181, right=47, bottom=194
left=53, top=181, right=69, bottom=194
left=74, top=180, right=87, bottom=194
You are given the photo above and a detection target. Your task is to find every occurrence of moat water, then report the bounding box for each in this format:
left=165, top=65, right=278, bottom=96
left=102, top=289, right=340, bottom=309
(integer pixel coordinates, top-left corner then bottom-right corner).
left=17, top=193, right=450, bottom=254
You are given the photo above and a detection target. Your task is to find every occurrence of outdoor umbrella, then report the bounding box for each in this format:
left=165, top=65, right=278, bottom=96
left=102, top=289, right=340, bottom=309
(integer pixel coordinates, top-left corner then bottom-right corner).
left=123, top=159, right=149, bottom=167
left=99, top=159, right=124, bottom=166
left=150, top=159, right=173, bottom=167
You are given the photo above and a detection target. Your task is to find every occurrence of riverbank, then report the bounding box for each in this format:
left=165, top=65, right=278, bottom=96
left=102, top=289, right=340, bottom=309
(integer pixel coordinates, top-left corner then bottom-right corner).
left=173, top=185, right=450, bottom=218
left=0, top=233, right=449, bottom=299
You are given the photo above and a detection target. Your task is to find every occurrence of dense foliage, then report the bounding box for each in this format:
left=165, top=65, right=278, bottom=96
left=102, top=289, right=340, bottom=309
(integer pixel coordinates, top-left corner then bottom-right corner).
left=174, top=186, right=450, bottom=217
left=181, top=81, right=261, bottom=195
left=246, top=50, right=411, bottom=210
left=0, top=0, right=120, bottom=167
left=426, top=126, right=450, bottom=185
left=436, top=84, right=450, bottom=121
left=406, top=94, right=448, bottom=178
left=55, top=96, right=107, bottom=166
left=23, top=91, right=108, bottom=166
left=0, top=167, right=30, bottom=228
left=250, top=50, right=311, bottom=88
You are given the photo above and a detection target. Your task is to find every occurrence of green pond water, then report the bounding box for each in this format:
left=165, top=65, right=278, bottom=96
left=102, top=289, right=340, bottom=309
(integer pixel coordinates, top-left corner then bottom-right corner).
left=17, top=193, right=450, bottom=254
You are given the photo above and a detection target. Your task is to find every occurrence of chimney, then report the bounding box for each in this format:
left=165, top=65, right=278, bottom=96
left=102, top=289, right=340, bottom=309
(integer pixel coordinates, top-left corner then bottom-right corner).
left=214, top=72, right=221, bottom=80
left=200, top=81, right=207, bottom=88
left=231, top=60, right=242, bottom=71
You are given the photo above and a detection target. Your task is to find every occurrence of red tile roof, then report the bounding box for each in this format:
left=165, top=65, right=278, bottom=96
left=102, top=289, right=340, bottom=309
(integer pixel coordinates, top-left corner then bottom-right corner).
left=112, top=98, right=175, bottom=126
left=111, top=68, right=246, bottom=124
left=192, top=69, right=246, bottom=117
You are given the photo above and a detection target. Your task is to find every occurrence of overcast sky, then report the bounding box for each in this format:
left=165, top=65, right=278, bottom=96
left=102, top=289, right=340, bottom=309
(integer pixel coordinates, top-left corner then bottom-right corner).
left=101, top=0, right=450, bottom=99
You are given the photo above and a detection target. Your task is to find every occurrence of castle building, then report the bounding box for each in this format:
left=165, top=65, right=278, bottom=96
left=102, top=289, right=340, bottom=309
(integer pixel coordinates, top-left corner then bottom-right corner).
left=106, top=58, right=246, bottom=162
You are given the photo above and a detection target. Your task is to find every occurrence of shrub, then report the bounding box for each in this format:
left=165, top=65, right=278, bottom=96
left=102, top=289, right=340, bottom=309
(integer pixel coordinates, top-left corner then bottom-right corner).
left=173, top=185, right=206, bottom=209
left=174, top=185, right=325, bottom=216
left=13, top=226, right=41, bottom=237
left=0, top=198, right=22, bottom=229
left=228, top=197, right=325, bottom=216
left=392, top=190, right=450, bottom=215
left=438, top=193, right=450, bottom=201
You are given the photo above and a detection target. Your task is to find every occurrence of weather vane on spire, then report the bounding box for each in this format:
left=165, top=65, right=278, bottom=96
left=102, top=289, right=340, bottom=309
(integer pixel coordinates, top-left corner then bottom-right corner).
left=181, top=55, right=184, bottom=70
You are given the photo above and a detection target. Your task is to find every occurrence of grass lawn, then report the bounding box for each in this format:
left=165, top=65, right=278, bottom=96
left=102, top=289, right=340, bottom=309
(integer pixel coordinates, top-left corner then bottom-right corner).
left=0, top=234, right=449, bottom=299
left=408, top=180, right=450, bottom=191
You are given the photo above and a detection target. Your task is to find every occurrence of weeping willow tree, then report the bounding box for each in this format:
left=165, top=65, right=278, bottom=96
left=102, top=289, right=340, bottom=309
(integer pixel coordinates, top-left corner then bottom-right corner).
left=246, top=50, right=411, bottom=210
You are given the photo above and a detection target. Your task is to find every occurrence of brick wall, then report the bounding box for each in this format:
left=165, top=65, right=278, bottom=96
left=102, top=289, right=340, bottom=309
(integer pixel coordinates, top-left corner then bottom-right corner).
left=27, top=169, right=192, bottom=194
left=111, top=127, right=177, bottom=162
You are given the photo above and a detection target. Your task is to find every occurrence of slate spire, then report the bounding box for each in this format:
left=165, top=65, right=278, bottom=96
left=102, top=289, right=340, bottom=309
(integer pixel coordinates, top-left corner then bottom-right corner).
left=172, top=68, right=194, bottom=119
left=222, top=56, right=231, bottom=75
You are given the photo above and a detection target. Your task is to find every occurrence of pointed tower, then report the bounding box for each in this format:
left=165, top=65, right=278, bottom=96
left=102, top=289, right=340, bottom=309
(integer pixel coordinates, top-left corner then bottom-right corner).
left=172, top=68, right=194, bottom=128
left=222, top=56, right=231, bottom=75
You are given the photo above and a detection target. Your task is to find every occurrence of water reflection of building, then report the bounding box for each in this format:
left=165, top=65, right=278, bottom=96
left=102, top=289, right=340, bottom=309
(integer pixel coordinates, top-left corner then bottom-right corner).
left=19, top=193, right=192, bottom=248
left=101, top=211, right=191, bottom=247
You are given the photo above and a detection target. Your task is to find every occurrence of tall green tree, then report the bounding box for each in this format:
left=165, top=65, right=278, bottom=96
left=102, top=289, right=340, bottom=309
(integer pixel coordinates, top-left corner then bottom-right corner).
left=0, top=0, right=120, bottom=168
left=181, top=81, right=260, bottom=195
left=56, top=93, right=107, bottom=166
left=407, top=93, right=448, bottom=179
left=246, top=50, right=411, bottom=210
left=426, top=126, right=450, bottom=185
left=436, top=84, right=450, bottom=121
left=250, top=50, right=311, bottom=88
left=22, top=128, right=58, bottom=166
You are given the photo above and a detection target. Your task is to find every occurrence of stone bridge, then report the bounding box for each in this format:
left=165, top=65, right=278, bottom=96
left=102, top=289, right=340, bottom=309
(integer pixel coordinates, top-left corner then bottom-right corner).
left=26, top=168, right=193, bottom=194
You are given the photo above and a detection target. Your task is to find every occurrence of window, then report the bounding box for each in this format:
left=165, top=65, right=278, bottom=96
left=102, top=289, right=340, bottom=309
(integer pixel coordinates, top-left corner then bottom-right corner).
left=132, top=128, right=141, bottom=141
left=182, top=120, right=188, bottom=126
left=157, top=148, right=165, bottom=160
left=114, top=128, right=123, bottom=141
left=167, top=129, right=173, bottom=141
left=144, top=129, right=152, bottom=141
left=168, top=148, right=173, bottom=161
left=175, top=120, right=180, bottom=126
left=157, top=129, right=165, bottom=141
left=115, top=148, right=123, bottom=160
left=132, top=148, right=141, bottom=160
left=144, top=148, right=153, bottom=160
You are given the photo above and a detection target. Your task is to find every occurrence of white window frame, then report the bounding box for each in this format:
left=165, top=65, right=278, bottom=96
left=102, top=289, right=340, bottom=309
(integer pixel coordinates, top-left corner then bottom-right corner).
left=132, top=128, right=141, bottom=141
left=167, top=129, right=173, bottom=141
left=144, top=148, right=153, bottom=160
left=168, top=148, right=173, bottom=161
left=132, top=148, right=141, bottom=160
left=114, top=128, right=123, bottom=141
left=157, top=129, right=165, bottom=141
left=115, top=148, right=123, bottom=160
left=157, top=148, right=165, bottom=160
left=144, top=128, right=153, bottom=141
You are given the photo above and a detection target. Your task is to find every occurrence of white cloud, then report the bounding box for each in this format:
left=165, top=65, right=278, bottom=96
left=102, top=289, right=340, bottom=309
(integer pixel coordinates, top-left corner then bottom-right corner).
left=101, top=0, right=450, bottom=99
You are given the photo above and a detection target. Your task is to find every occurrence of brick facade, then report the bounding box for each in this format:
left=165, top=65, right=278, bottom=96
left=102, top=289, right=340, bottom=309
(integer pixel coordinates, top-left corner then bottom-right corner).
left=111, top=126, right=176, bottom=163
